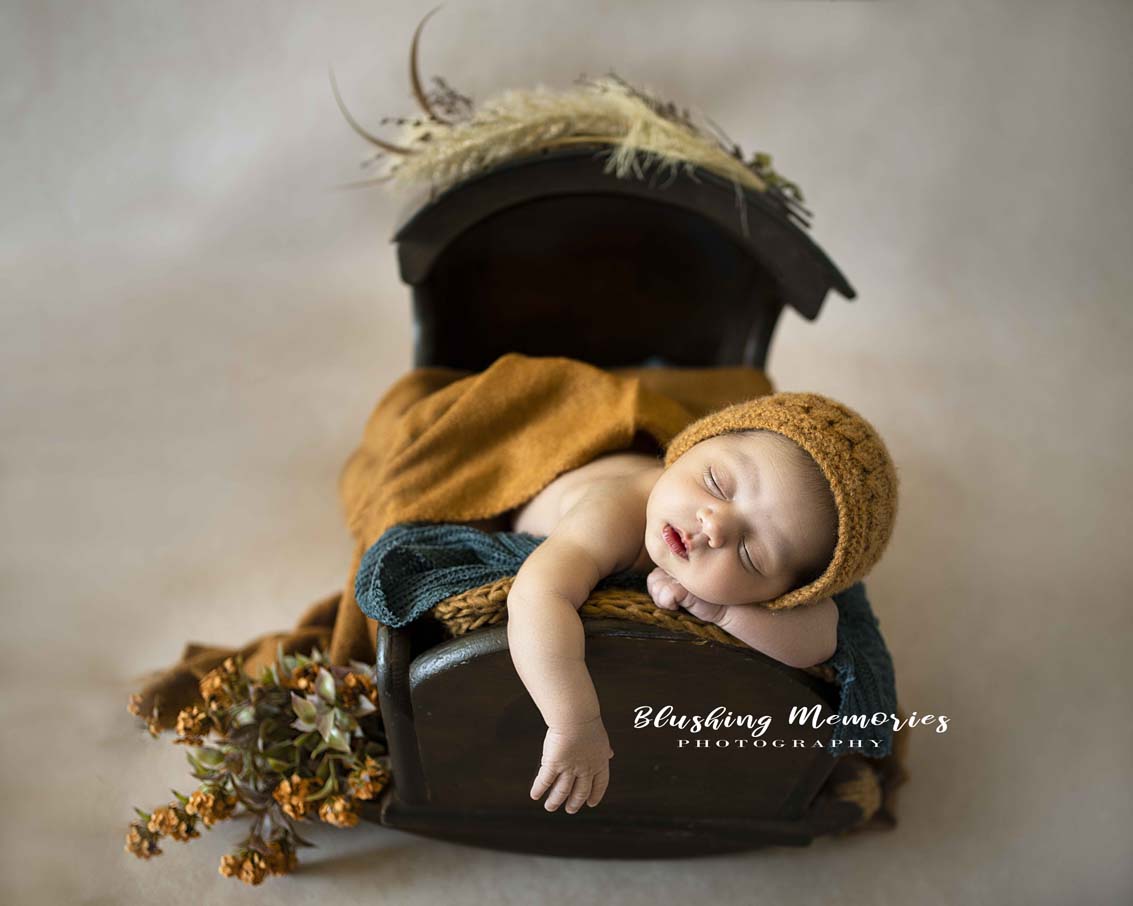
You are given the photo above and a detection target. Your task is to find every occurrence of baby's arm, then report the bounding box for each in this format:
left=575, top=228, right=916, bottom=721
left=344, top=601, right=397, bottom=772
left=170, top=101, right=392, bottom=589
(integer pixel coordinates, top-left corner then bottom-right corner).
left=507, top=496, right=632, bottom=813
left=648, top=569, right=838, bottom=668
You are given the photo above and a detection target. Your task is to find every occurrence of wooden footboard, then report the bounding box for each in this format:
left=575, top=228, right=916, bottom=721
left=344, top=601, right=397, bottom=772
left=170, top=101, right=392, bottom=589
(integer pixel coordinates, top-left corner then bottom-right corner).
left=363, top=617, right=860, bottom=856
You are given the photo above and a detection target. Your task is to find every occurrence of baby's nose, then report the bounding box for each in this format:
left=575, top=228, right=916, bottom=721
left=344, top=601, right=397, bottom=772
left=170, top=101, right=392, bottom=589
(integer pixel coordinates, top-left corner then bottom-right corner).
left=697, top=508, right=730, bottom=547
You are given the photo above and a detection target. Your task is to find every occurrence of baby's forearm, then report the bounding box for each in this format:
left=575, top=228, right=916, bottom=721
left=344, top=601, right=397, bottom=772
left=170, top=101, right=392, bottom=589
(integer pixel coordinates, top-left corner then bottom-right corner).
left=506, top=592, right=602, bottom=729
left=717, top=598, right=839, bottom=669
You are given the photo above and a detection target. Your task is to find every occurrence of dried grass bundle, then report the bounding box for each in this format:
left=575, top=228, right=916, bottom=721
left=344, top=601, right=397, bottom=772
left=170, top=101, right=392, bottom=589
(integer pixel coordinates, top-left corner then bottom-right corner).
left=332, top=7, right=811, bottom=227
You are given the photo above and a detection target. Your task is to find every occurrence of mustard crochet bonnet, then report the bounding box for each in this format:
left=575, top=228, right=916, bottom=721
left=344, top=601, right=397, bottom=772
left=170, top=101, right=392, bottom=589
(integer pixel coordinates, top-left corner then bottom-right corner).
left=663, top=392, right=898, bottom=611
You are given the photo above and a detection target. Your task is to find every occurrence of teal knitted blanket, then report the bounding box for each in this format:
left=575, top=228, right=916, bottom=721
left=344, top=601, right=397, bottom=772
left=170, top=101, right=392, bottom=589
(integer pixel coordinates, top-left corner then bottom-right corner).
left=356, top=522, right=898, bottom=758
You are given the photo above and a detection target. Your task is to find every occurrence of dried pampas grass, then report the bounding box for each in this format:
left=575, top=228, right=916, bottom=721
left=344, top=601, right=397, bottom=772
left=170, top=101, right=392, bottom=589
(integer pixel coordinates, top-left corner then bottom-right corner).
left=332, top=7, right=810, bottom=228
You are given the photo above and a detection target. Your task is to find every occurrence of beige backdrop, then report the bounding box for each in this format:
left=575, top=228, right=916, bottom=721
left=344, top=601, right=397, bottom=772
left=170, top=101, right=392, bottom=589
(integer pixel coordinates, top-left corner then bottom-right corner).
left=3, top=1, right=1131, bottom=903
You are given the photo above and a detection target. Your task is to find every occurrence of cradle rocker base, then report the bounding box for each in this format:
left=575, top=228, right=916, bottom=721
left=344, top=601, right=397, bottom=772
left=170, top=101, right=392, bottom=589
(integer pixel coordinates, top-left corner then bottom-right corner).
left=365, top=617, right=864, bottom=857
left=364, top=787, right=862, bottom=858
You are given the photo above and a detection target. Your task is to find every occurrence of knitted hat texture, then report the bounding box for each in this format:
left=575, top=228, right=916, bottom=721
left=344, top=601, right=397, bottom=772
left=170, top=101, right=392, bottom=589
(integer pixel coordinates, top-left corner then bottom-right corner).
left=662, top=392, right=898, bottom=611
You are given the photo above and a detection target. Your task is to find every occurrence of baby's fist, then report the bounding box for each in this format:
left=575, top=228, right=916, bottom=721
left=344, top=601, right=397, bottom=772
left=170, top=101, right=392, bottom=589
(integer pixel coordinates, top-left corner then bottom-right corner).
left=646, top=568, right=728, bottom=625
left=646, top=568, right=688, bottom=611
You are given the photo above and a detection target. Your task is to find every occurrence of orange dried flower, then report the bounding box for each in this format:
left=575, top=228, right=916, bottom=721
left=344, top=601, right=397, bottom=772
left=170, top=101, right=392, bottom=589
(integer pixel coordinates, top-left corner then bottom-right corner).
left=347, top=756, right=390, bottom=801
left=340, top=672, right=378, bottom=711
left=272, top=774, right=315, bottom=820
left=185, top=788, right=238, bottom=827
left=286, top=662, right=321, bottom=695
left=263, top=840, right=298, bottom=876
left=147, top=804, right=199, bottom=842
left=218, top=853, right=241, bottom=878
left=318, top=795, right=360, bottom=828
left=239, top=852, right=269, bottom=886
left=198, top=673, right=232, bottom=709
left=147, top=806, right=177, bottom=836
left=199, top=657, right=243, bottom=709
left=174, top=705, right=209, bottom=745
left=219, top=850, right=268, bottom=886
left=125, top=821, right=162, bottom=859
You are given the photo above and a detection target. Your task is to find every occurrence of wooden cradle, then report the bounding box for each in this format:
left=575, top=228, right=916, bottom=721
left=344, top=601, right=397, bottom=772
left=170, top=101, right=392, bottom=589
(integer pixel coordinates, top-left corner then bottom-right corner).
left=360, top=146, right=888, bottom=856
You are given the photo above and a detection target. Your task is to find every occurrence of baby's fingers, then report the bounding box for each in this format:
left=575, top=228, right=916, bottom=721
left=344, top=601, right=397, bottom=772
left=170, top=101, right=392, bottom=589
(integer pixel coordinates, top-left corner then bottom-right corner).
left=587, top=768, right=609, bottom=807
left=564, top=775, right=593, bottom=815
left=648, top=575, right=678, bottom=610
left=543, top=772, right=578, bottom=812
left=530, top=765, right=559, bottom=801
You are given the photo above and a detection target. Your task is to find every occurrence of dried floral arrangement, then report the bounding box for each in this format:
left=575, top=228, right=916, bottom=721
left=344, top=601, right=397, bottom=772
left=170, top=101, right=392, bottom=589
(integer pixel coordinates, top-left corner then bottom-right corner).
left=125, top=649, right=389, bottom=886
left=332, top=6, right=813, bottom=230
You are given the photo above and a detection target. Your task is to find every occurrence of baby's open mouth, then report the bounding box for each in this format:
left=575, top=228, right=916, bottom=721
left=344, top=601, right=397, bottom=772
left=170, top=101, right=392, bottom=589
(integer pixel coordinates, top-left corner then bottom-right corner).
left=663, top=523, right=689, bottom=559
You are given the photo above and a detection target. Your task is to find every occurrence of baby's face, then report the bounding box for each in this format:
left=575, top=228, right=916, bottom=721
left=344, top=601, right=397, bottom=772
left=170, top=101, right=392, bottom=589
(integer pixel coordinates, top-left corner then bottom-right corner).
left=644, top=431, right=835, bottom=606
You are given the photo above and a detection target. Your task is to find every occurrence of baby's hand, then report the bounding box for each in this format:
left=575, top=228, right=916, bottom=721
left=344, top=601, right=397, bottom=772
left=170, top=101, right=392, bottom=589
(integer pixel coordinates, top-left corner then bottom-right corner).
left=530, top=716, right=613, bottom=814
left=646, top=568, right=727, bottom=625
left=647, top=566, right=687, bottom=611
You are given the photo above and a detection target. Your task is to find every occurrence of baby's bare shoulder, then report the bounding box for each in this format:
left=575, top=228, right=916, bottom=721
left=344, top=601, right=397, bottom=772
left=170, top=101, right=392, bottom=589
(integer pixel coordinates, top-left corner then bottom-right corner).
left=559, top=453, right=660, bottom=510
left=554, top=469, right=657, bottom=577
left=513, top=452, right=659, bottom=538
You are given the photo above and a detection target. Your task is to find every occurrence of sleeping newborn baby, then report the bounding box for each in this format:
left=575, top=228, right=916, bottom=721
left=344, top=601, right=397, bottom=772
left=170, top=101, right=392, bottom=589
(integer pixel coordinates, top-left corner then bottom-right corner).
left=644, top=428, right=839, bottom=654
left=504, top=391, right=898, bottom=815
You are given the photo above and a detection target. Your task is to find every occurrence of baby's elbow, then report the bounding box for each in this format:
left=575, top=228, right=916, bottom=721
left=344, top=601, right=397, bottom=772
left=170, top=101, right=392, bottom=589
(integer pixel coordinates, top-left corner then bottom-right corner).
left=782, top=600, right=839, bottom=669
left=783, top=640, right=836, bottom=670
